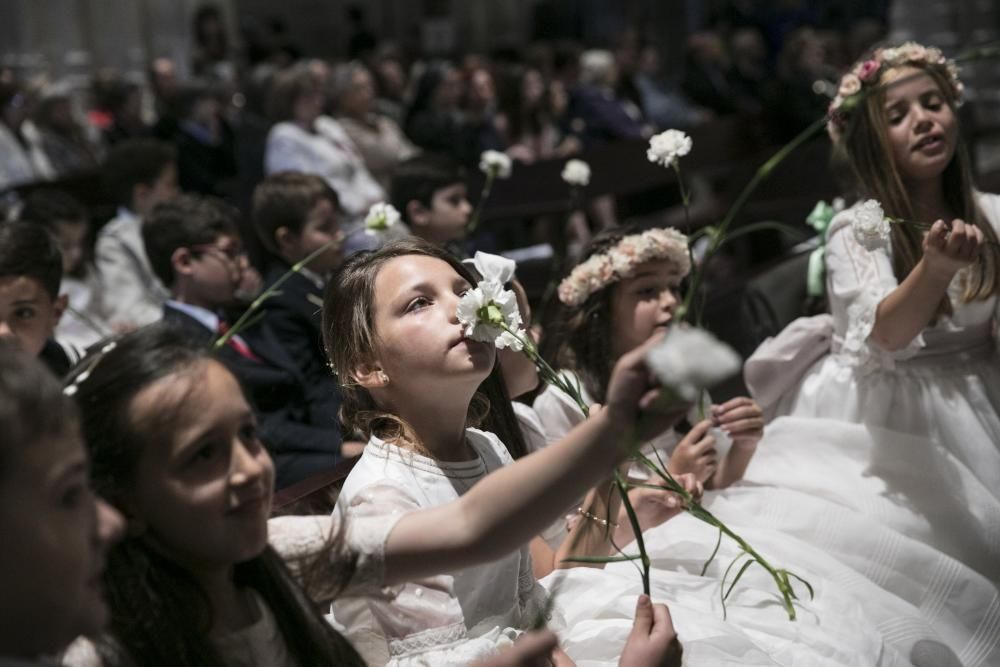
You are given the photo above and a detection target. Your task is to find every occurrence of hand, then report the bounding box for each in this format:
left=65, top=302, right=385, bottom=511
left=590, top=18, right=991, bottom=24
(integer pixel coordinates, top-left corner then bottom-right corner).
left=666, top=419, right=717, bottom=485
left=605, top=334, right=688, bottom=441
left=712, top=397, right=764, bottom=447
left=923, top=218, right=983, bottom=277
left=472, top=630, right=563, bottom=667
left=615, top=473, right=703, bottom=542
left=619, top=595, right=682, bottom=667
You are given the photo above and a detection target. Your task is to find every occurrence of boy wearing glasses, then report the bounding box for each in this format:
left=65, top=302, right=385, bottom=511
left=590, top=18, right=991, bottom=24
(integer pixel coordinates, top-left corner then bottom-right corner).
left=143, top=194, right=347, bottom=489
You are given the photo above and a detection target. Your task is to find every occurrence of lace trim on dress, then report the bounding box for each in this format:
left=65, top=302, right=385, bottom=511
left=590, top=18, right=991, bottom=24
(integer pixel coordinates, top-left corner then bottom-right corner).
left=387, top=620, right=469, bottom=656
left=842, top=283, right=926, bottom=372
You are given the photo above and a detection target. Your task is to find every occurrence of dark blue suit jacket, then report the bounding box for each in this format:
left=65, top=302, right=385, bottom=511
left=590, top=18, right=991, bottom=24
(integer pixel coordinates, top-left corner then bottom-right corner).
left=162, top=304, right=343, bottom=490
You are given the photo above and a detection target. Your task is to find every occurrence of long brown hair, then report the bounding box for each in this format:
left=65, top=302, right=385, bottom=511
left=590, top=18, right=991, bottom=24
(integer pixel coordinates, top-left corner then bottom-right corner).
left=322, top=238, right=527, bottom=459
left=840, top=62, right=1000, bottom=319
left=68, top=325, right=364, bottom=667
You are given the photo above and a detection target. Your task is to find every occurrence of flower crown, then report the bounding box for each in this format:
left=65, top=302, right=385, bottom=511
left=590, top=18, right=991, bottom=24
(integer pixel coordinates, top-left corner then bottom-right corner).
left=827, top=41, right=963, bottom=142
left=557, top=228, right=690, bottom=307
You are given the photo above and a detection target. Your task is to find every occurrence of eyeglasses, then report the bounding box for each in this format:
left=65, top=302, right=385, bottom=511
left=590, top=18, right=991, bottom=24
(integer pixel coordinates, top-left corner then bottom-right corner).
left=191, top=243, right=247, bottom=265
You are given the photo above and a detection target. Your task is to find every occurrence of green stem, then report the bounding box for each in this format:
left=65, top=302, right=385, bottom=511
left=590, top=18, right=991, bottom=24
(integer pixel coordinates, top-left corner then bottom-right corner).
left=212, top=238, right=339, bottom=350
left=681, top=114, right=827, bottom=326
left=466, top=172, right=496, bottom=234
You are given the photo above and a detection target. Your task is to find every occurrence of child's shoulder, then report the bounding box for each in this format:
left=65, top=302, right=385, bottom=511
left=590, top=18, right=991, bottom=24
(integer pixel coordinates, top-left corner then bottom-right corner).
left=466, top=427, right=516, bottom=467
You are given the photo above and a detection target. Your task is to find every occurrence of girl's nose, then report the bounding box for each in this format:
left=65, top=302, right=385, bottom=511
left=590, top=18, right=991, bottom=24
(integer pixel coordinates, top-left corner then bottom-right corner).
left=94, top=497, right=125, bottom=546
left=229, top=439, right=266, bottom=487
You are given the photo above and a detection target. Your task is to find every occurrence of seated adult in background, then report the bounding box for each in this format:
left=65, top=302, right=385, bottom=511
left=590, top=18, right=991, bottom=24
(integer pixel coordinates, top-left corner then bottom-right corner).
left=172, top=81, right=238, bottom=197
left=331, top=61, right=417, bottom=190
left=263, top=63, right=385, bottom=229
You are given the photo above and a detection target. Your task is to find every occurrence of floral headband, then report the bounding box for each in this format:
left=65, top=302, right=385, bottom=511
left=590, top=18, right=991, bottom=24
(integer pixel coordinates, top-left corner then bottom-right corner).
left=827, top=41, right=963, bottom=142
left=557, top=228, right=690, bottom=307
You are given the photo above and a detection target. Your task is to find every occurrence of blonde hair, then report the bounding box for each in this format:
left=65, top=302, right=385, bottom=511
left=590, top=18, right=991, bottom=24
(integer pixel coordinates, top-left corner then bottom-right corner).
left=839, top=61, right=1000, bottom=318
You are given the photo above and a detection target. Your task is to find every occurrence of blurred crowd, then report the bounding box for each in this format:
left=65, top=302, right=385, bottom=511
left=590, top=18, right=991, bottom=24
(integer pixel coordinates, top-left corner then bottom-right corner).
left=0, top=3, right=889, bottom=196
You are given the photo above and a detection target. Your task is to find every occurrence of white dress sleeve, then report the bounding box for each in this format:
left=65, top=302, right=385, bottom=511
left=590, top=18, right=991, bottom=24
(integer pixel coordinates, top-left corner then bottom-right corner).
left=531, top=374, right=588, bottom=445
left=331, top=482, right=515, bottom=667
left=825, top=213, right=926, bottom=371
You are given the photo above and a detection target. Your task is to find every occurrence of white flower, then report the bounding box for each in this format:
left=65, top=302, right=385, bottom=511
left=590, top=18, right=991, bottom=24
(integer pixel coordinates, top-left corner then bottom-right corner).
left=364, top=202, right=401, bottom=236
left=646, top=129, right=693, bottom=168
left=464, top=251, right=516, bottom=284
left=479, top=150, right=513, bottom=179
left=561, top=159, right=591, bottom=187
left=645, top=327, right=742, bottom=401
left=850, top=199, right=891, bottom=251
left=456, top=280, right=525, bottom=350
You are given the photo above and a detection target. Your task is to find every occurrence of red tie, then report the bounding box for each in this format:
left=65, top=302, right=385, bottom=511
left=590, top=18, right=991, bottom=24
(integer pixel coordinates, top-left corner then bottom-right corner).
left=216, top=321, right=262, bottom=363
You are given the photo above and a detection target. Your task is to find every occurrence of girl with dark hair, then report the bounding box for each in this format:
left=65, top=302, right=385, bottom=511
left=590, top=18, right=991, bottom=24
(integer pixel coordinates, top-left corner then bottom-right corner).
left=322, top=238, right=685, bottom=665
left=61, top=315, right=681, bottom=665
left=536, top=226, right=764, bottom=491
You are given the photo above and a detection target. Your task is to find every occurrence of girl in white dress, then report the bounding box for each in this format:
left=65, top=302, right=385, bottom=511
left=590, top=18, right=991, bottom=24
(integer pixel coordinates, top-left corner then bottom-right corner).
left=535, top=226, right=765, bottom=490
left=61, top=321, right=679, bottom=666
left=746, top=42, right=1000, bottom=497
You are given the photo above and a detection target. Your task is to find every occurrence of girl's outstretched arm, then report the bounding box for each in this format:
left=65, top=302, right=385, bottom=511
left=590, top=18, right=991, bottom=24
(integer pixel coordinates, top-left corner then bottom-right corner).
left=382, top=335, right=683, bottom=583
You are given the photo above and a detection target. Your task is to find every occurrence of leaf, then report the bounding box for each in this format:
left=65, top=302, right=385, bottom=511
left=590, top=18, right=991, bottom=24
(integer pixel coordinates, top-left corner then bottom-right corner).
left=786, top=571, right=815, bottom=601
left=724, top=558, right=757, bottom=602
left=700, top=527, right=723, bottom=576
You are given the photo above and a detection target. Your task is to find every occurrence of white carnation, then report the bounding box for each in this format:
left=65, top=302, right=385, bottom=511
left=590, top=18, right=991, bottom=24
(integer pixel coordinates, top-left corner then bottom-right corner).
left=479, top=150, right=513, bottom=179
left=646, top=327, right=742, bottom=401
left=850, top=199, right=891, bottom=251
left=456, top=280, right=524, bottom=348
left=561, top=159, right=591, bottom=187
left=646, top=129, right=693, bottom=168
left=364, top=202, right=401, bottom=236
left=463, top=251, right=516, bottom=284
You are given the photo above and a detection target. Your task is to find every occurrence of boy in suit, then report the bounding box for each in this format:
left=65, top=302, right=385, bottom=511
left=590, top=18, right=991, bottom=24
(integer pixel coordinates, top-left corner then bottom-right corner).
left=143, top=194, right=346, bottom=489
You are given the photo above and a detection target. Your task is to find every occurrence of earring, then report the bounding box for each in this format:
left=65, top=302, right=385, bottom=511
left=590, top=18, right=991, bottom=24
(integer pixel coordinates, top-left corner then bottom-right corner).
left=378, top=371, right=390, bottom=386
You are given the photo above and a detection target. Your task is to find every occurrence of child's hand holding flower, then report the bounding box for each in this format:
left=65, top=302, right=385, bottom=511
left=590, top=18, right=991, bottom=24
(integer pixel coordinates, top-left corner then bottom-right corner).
left=712, top=397, right=764, bottom=448
left=667, top=419, right=718, bottom=485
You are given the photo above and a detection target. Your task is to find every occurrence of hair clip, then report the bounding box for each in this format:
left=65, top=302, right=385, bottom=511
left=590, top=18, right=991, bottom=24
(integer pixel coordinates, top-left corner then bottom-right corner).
left=63, top=340, right=118, bottom=397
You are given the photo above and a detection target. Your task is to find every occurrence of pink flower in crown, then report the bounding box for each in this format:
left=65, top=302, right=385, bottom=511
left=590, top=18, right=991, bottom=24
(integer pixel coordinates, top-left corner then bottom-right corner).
left=839, top=73, right=861, bottom=97
left=857, top=60, right=880, bottom=82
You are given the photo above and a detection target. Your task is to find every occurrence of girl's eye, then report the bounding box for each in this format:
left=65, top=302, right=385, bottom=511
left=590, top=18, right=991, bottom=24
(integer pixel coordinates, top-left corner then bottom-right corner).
left=14, top=307, right=35, bottom=320
left=406, top=296, right=430, bottom=312
left=238, top=423, right=260, bottom=446
left=60, top=483, right=88, bottom=509
left=636, top=287, right=660, bottom=299
left=189, top=442, right=220, bottom=465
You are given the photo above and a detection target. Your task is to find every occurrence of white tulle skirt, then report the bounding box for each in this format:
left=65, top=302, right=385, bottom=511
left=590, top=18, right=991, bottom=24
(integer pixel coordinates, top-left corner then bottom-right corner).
left=545, top=417, right=1000, bottom=666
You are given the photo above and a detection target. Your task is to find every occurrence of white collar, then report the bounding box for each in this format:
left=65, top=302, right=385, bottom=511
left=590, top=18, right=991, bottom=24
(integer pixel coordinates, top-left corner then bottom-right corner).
left=167, top=299, right=221, bottom=332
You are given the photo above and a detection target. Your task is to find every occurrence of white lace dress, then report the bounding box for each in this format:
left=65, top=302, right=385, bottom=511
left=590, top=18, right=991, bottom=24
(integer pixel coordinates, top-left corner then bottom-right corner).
left=330, top=429, right=549, bottom=667
left=746, top=193, right=1000, bottom=499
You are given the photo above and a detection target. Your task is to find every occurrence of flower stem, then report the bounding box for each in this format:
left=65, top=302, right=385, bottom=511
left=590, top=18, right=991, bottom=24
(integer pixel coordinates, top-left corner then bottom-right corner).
left=680, top=114, right=827, bottom=326
left=213, top=238, right=339, bottom=350
left=466, top=172, right=496, bottom=235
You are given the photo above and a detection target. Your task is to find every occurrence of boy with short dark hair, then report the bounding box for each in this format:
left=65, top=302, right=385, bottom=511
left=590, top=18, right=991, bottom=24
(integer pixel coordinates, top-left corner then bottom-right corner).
left=96, top=138, right=179, bottom=330
left=390, top=153, right=471, bottom=247
left=143, top=194, right=346, bottom=489
left=0, top=221, right=74, bottom=376
left=20, top=189, right=109, bottom=348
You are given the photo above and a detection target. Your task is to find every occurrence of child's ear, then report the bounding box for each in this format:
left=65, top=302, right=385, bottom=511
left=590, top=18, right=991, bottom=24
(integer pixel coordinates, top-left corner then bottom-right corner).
left=52, top=294, right=68, bottom=325
left=274, top=226, right=296, bottom=257
left=406, top=200, right=430, bottom=228
left=352, top=360, right=391, bottom=389
left=171, top=247, right=196, bottom=277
